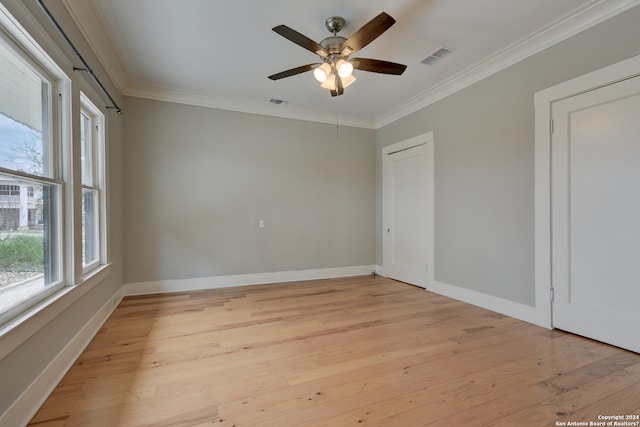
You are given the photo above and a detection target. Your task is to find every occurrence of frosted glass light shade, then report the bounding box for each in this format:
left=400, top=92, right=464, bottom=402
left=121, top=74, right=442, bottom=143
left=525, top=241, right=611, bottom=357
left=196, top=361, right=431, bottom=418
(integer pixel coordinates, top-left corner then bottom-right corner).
left=313, top=63, right=332, bottom=83
left=342, top=74, right=356, bottom=87
left=321, top=73, right=336, bottom=90
left=336, top=59, right=353, bottom=78
left=320, top=74, right=356, bottom=91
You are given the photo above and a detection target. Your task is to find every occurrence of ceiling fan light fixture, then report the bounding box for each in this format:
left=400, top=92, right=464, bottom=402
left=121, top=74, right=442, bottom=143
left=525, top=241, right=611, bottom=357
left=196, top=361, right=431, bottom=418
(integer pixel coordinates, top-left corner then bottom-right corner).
left=313, top=63, right=332, bottom=83
left=320, top=73, right=356, bottom=91
left=342, top=74, right=356, bottom=88
left=336, top=59, right=353, bottom=78
left=320, top=73, right=337, bottom=90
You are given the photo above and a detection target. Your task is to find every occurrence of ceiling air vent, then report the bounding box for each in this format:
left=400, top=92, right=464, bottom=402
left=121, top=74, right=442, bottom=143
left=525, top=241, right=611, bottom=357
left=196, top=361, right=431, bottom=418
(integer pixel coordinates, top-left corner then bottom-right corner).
left=420, top=47, right=454, bottom=66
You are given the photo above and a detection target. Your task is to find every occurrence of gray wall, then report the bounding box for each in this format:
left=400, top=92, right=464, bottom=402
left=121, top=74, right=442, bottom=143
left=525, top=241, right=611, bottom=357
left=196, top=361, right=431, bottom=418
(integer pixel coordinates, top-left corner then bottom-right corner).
left=124, top=97, right=376, bottom=283
left=0, top=0, right=124, bottom=418
left=376, top=4, right=640, bottom=306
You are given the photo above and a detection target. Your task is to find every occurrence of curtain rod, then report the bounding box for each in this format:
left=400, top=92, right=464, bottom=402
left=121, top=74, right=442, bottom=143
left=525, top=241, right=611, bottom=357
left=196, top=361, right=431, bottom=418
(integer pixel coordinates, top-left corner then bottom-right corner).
left=35, top=0, right=123, bottom=114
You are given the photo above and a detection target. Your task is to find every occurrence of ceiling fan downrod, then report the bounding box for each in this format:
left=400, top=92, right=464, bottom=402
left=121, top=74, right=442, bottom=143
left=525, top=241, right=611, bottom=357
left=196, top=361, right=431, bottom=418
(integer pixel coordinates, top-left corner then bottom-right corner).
left=320, top=16, right=348, bottom=56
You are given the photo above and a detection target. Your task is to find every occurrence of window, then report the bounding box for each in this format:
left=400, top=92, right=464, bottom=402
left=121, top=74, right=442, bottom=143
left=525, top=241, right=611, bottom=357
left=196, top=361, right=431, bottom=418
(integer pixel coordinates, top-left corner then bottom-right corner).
left=0, top=34, right=63, bottom=319
left=79, top=94, right=105, bottom=273
left=0, top=2, right=110, bottom=331
left=0, top=185, right=20, bottom=195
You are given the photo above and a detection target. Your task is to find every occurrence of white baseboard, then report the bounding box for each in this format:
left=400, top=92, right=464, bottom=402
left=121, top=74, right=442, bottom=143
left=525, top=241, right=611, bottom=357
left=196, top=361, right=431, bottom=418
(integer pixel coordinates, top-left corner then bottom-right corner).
left=124, top=265, right=377, bottom=296
left=376, top=266, right=549, bottom=328
left=0, top=287, right=124, bottom=427
left=373, top=265, right=385, bottom=277
left=427, top=280, right=551, bottom=328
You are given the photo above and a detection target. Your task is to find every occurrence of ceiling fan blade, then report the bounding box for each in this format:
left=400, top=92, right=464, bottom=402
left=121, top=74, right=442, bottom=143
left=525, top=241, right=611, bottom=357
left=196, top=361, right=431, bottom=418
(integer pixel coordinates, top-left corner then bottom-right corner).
left=268, top=63, right=319, bottom=80
left=330, top=89, right=338, bottom=97
left=351, top=58, right=407, bottom=75
left=272, top=25, right=329, bottom=57
left=339, top=12, right=395, bottom=56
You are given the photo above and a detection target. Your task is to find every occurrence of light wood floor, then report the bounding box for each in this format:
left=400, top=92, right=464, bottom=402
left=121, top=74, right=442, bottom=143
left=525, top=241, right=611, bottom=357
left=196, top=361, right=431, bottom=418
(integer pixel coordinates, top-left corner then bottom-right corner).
left=30, top=275, right=640, bottom=426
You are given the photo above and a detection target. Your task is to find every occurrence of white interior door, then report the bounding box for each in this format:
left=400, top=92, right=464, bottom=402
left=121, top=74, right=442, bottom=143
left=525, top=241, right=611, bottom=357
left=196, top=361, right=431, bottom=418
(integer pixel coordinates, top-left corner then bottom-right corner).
left=551, top=74, right=640, bottom=353
left=382, top=134, right=434, bottom=288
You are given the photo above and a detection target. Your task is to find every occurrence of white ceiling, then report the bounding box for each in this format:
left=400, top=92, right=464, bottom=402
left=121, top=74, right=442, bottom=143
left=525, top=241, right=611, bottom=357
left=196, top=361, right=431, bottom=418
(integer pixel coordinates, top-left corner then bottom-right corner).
left=60, top=0, right=626, bottom=127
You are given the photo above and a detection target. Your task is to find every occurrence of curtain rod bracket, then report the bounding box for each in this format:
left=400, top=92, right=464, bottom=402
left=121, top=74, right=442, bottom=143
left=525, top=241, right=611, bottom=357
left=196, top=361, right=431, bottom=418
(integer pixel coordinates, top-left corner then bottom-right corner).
left=106, top=106, right=123, bottom=115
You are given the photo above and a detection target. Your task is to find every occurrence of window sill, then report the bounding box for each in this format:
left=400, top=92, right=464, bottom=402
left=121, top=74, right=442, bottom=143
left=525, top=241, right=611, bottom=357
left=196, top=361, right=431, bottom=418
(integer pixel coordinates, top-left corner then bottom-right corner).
left=0, top=263, right=113, bottom=360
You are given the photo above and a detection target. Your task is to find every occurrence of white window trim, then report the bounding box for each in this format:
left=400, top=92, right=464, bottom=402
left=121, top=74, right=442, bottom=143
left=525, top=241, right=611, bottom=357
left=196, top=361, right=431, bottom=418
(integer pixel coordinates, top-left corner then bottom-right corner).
left=79, top=92, right=106, bottom=277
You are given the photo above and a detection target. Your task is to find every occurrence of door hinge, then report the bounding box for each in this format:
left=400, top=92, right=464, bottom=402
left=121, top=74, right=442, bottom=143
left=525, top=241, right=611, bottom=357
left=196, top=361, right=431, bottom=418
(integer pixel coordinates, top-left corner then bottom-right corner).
left=550, top=287, right=555, bottom=303
left=425, top=263, right=428, bottom=272
left=550, top=119, right=554, bottom=134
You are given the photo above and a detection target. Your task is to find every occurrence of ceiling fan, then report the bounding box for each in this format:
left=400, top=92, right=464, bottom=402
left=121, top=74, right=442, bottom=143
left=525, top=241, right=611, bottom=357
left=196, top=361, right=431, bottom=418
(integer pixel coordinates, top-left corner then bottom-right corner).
left=268, top=12, right=407, bottom=97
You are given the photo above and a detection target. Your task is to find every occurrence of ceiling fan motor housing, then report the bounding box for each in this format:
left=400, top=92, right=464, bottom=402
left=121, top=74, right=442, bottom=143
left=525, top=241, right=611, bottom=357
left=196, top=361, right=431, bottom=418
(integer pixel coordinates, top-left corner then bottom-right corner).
left=320, top=36, right=348, bottom=56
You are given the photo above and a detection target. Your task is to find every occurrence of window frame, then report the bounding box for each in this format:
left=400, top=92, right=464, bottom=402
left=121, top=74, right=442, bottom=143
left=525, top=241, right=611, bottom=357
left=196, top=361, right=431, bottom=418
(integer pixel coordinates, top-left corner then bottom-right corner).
left=78, top=92, right=106, bottom=275
left=0, top=27, right=67, bottom=325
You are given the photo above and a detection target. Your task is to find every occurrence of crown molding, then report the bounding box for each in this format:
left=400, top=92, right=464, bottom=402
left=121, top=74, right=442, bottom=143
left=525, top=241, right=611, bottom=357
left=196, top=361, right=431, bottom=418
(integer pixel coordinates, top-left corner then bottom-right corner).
left=374, top=0, right=640, bottom=128
left=62, top=0, right=639, bottom=129
left=124, top=85, right=376, bottom=129
left=60, top=0, right=129, bottom=92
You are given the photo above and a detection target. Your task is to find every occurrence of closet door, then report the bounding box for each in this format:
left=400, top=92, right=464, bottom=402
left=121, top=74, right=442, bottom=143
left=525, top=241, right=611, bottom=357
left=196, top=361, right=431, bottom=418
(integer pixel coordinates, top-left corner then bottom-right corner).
left=551, top=75, right=640, bottom=353
left=383, top=135, right=434, bottom=288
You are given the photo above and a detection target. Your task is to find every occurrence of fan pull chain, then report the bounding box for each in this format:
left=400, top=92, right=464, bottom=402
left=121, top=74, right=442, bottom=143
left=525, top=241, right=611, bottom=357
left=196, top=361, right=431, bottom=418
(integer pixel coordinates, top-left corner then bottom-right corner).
left=336, top=109, right=340, bottom=141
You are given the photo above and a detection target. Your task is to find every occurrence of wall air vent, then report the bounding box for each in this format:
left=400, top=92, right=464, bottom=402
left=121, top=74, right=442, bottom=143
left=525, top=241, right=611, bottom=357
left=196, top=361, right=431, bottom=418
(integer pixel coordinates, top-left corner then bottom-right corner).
left=420, top=47, right=454, bottom=66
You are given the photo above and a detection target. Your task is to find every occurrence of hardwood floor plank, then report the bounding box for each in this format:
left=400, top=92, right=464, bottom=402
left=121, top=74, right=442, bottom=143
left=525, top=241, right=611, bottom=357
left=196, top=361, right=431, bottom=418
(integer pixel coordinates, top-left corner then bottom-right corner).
left=490, top=362, right=640, bottom=426
left=301, top=333, right=622, bottom=426
left=558, top=381, right=640, bottom=424
left=29, top=276, right=640, bottom=426
left=538, top=351, right=640, bottom=394
left=424, top=385, right=557, bottom=427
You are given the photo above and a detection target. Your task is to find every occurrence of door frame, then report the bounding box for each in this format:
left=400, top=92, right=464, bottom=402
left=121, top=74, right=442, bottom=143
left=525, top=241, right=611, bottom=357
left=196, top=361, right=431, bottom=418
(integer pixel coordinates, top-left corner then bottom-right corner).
left=381, top=132, right=435, bottom=288
left=534, top=53, right=640, bottom=329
